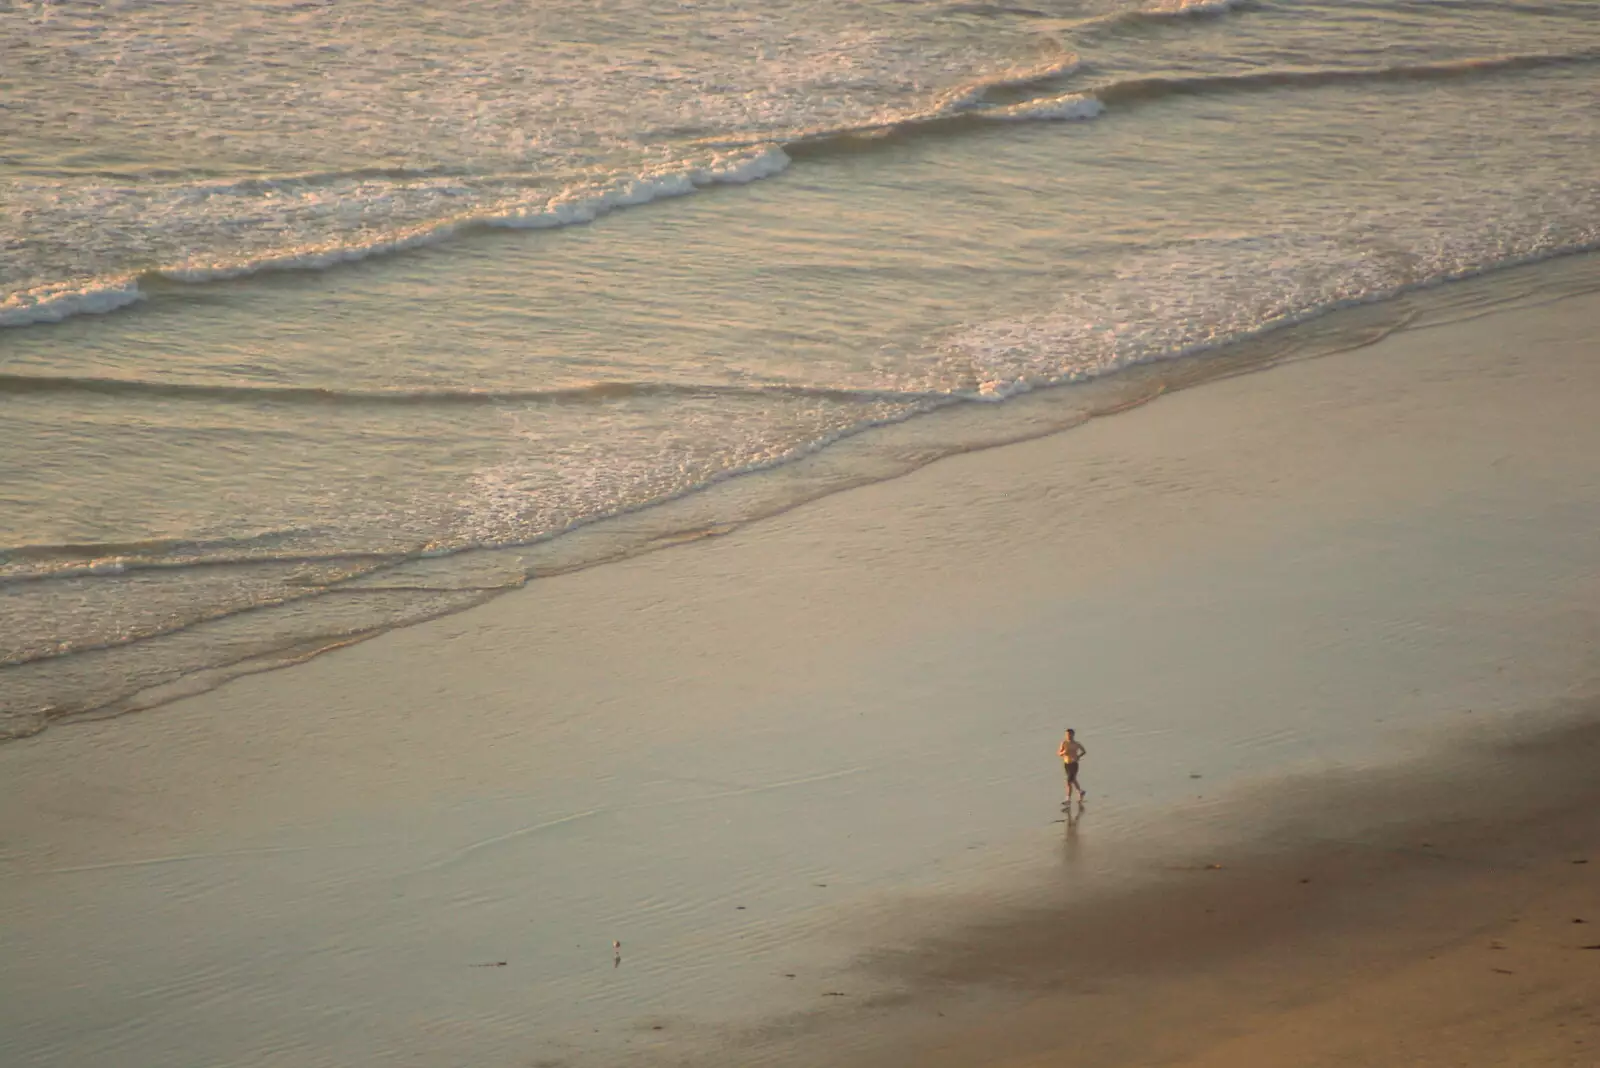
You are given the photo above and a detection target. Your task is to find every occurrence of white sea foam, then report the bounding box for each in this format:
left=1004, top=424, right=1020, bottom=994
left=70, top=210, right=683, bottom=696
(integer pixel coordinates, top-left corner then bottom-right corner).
left=693, top=145, right=794, bottom=185
left=0, top=280, right=145, bottom=327
left=493, top=147, right=792, bottom=230
left=0, top=140, right=788, bottom=330
left=455, top=390, right=930, bottom=558
left=0, top=144, right=792, bottom=333
left=930, top=52, right=1083, bottom=114
left=981, top=93, right=1105, bottom=122
left=1, top=0, right=1046, bottom=330
left=106, top=148, right=793, bottom=294
left=1060, top=0, right=1245, bottom=35
left=157, top=227, right=449, bottom=284
left=930, top=188, right=1600, bottom=403
left=1147, top=0, right=1246, bottom=15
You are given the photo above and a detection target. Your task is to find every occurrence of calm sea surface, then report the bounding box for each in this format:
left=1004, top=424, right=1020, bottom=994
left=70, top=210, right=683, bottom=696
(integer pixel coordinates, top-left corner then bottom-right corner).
left=3, top=0, right=1598, bottom=736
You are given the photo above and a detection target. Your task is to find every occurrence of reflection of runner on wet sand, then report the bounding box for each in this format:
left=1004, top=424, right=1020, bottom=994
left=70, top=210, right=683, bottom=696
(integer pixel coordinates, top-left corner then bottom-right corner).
left=1059, top=799, right=1083, bottom=866
left=1049, top=796, right=1088, bottom=869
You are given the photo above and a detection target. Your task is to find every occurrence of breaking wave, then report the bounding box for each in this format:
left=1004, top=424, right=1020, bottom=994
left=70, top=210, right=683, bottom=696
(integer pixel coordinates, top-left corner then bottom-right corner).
left=0, top=146, right=791, bottom=328
left=4, top=36, right=1594, bottom=334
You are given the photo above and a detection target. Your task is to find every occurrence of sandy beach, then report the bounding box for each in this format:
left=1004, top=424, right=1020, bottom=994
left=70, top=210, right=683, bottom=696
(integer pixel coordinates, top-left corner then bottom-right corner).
left=3, top=254, right=1598, bottom=1067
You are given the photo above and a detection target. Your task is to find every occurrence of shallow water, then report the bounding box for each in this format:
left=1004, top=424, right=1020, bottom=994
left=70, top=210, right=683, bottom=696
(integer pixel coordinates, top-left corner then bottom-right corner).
left=3, top=0, right=1599, bottom=732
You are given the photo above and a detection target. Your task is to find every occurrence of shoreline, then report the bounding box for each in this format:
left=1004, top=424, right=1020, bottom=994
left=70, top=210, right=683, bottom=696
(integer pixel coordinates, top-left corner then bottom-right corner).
left=9, top=249, right=1600, bottom=743
left=3, top=255, right=1598, bottom=1067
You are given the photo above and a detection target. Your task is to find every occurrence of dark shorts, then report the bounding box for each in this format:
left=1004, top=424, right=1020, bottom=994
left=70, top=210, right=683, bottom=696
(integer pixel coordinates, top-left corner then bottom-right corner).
left=1063, top=761, right=1080, bottom=779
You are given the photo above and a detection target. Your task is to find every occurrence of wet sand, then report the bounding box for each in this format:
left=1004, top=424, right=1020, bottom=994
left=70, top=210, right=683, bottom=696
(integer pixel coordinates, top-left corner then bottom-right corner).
left=798, top=709, right=1600, bottom=1068
left=2, top=255, right=1598, bottom=1067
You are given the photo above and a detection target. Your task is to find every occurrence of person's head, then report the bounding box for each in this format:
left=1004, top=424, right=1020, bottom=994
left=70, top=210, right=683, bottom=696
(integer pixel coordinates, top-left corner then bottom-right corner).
left=1066, top=729, right=1075, bottom=738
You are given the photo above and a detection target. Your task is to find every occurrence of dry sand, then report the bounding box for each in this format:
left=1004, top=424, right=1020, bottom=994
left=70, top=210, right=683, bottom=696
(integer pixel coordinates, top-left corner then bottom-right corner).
left=2, top=254, right=1598, bottom=1067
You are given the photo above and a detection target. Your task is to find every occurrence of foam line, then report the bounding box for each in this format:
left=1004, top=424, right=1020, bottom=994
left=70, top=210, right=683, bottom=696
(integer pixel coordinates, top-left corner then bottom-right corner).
left=0, top=279, right=144, bottom=327
left=1, top=146, right=791, bottom=330
left=980, top=93, right=1105, bottom=122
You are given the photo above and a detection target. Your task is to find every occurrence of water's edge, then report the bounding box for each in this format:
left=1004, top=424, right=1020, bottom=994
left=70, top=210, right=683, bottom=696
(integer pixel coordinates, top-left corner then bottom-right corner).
left=8, top=248, right=1598, bottom=743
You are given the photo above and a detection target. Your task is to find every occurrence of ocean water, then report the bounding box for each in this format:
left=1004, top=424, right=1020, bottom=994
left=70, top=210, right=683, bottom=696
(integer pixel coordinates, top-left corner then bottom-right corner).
left=3, top=0, right=1598, bottom=737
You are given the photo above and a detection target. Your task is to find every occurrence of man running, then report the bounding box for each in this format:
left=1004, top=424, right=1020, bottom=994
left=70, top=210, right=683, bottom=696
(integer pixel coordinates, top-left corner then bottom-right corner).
left=1058, top=728, right=1087, bottom=804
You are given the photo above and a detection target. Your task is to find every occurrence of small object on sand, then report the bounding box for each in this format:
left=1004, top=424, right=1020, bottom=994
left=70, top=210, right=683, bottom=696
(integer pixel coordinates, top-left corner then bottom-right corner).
left=1492, top=967, right=1514, bottom=975
left=1205, top=863, right=1223, bottom=870
left=1573, top=858, right=1589, bottom=864
left=823, top=991, right=847, bottom=997
left=1573, top=918, right=1587, bottom=924
left=471, top=961, right=507, bottom=968
left=1189, top=774, right=1202, bottom=779
left=1581, top=944, right=1600, bottom=951
left=1299, top=878, right=1311, bottom=884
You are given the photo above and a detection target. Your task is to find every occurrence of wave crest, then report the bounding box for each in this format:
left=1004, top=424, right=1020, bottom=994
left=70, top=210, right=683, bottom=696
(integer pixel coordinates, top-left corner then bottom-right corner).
left=0, top=279, right=144, bottom=327
left=2, top=146, right=791, bottom=330
left=7, top=42, right=1594, bottom=332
